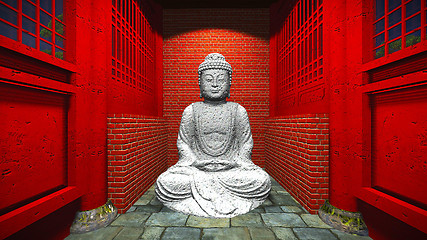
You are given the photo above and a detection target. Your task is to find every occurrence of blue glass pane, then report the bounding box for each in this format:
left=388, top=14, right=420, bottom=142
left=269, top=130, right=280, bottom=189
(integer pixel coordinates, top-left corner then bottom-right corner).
left=0, top=20, right=17, bottom=40
left=389, top=0, right=401, bottom=12
left=40, top=0, right=52, bottom=13
left=375, top=33, right=385, bottom=47
left=55, top=47, right=63, bottom=59
left=55, top=35, right=64, bottom=48
left=40, top=27, right=52, bottom=42
left=375, top=18, right=385, bottom=34
left=0, top=4, right=17, bottom=25
left=1, top=0, right=17, bottom=8
left=388, top=8, right=401, bottom=26
left=22, top=16, right=36, bottom=34
left=55, top=0, right=63, bottom=17
left=405, top=29, right=421, bottom=47
left=40, top=10, right=52, bottom=27
left=375, top=46, right=385, bottom=58
left=23, top=0, right=35, bottom=19
left=406, top=14, right=421, bottom=32
left=388, top=24, right=402, bottom=40
left=40, top=40, right=52, bottom=54
left=388, top=38, right=402, bottom=53
left=376, top=0, right=385, bottom=20
left=406, top=0, right=421, bottom=17
left=22, top=32, right=36, bottom=48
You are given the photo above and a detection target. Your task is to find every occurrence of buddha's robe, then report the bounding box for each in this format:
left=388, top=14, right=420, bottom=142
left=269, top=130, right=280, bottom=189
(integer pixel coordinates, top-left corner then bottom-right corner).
left=155, top=101, right=271, bottom=218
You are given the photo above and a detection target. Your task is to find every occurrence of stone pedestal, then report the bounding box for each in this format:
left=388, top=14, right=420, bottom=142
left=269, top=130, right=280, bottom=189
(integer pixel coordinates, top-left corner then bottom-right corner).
left=70, top=200, right=118, bottom=234
left=318, top=200, right=368, bottom=236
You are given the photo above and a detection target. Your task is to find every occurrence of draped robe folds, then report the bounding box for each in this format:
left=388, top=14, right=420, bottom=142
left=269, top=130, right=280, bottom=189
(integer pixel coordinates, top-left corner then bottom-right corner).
left=155, top=101, right=271, bottom=218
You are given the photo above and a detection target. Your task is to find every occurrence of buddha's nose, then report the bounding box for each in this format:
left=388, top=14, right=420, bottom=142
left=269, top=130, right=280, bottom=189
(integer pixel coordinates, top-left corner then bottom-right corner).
left=212, top=79, right=218, bottom=87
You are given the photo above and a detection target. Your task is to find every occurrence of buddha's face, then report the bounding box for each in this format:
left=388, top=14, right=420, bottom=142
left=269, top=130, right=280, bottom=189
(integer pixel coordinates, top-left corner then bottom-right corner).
left=199, top=69, right=230, bottom=101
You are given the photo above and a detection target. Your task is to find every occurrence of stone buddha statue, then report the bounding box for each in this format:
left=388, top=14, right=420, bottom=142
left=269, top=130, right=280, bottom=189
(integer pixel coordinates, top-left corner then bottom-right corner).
left=155, top=53, right=271, bottom=218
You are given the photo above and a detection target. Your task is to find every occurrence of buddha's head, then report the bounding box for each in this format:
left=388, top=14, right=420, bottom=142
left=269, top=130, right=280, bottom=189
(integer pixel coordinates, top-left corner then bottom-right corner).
left=198, top=53, right=232, bottom=101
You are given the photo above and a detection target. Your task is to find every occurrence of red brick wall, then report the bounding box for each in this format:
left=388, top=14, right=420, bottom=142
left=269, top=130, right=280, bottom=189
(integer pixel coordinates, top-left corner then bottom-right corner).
left=265, top=114, right=329, bottom=213
left=163, top=8, right=270, bottom=167
left=107, top=114, right=168, bottom=213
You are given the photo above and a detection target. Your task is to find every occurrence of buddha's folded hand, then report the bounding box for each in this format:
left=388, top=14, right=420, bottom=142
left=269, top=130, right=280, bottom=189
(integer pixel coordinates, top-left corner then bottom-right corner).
left=192, top=159, right=237, bottom=172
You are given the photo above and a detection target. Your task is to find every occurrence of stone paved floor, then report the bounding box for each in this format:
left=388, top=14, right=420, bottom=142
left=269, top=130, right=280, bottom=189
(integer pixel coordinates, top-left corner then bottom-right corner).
left=66, top=177, right=372, bottom=240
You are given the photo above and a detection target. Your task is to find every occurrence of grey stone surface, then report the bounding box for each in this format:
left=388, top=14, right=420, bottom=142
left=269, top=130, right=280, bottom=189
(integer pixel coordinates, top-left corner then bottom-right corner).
left=114, top=227, right=144, bottom=240
left=261, top=198, right=274, bottom=206
left=280, top=206, right=303, bottom=213
left=264, top=206, right=284, bottom=213
left=161, top=227, right=201, bottom=240
left=248, top=227, right=276, bottom=240
left=301, top=214, right=333, bottom=228
left=201, top=227, right=251, bottom=240
left=330, top=229, right=373, bottom=240
left=186, top=215, right=230, bottom=228
left=145, top=212, right=188, bottom=227
left=155, top=53, right=271, bottom=218
left=249, top=207, right=265, bottom=213
left=293, top=228, right=338, bottom=240
left=135, top=205, right=162, bottom=213
left=135, top=194, right=155, bottom=206
left=160, top=206, right=175, bottom=212
left=110, top=212, right=150, bottom=227
left=65, top=227, right=122, bottom=240
left=231, top=213, right=263, bottom=227
left=261, top=213, right=307, bottom=227
left=269, top=194, right=299, bottom=206
left=139, top=227, right=164, bottom=240
left=127, top=206, right=137, bottom=213
left=271, top=227, right=298, bottom=240
left=149, top=196, right=163, bottom=206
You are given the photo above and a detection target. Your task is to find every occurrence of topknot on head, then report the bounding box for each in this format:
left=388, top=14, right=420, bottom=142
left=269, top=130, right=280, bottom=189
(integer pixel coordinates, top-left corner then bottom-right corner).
left=198, top=53, right=233, bottom=77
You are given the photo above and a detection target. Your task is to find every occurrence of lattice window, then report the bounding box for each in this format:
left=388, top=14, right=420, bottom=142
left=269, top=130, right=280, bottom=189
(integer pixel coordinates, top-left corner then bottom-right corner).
left=374, top=0, right=427, bottom=58
left=0, top=0, right=65, bottom=59
left=278, top=0, right=323, bottom=99
left=112, top=0, right=155, bottom=94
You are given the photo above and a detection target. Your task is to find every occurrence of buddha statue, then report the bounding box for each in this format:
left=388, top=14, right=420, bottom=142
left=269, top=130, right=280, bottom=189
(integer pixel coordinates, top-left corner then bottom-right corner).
left=155, top=53, right=271, bottom=218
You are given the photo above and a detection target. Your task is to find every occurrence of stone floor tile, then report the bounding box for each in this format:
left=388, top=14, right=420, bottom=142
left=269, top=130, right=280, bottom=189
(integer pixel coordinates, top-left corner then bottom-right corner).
left=261, top=198, right=273, bottom=206
left=249, top=207, right=265, bottom=213
left=271, top=185, right=286, bottom=192
left=330, top=229, right=373, bottom=240
left=276, top=190, right=290, bottom=195
left=186, top=215, right=230, bottom=228
left=261, top=213, right=307, bottom=227
left=114, top=227, right=144, bottom=240
left=271, top=227, right=298, bottom=240
left=134, top=196, right=154, bottom=206
left=145, top=212, right=188, bottom=227
left=269, top=194, right=299, bottom=206
left=135, top=205, right=162, bottom=213
left=139, top=227, right=165, bottom=240
left=301, top=214, right=333, bottom=228
left=201, top=227, right=251, bottom=240
left=111, top=212, right=151, bottom=227
left=160, top=206, right=175, bottom=212
left=293, top=228, right=338, bottom=240
left=248, top=227, right=276, bottom=240
left=127, top=206, right=137, bottom=213
left=280, top=206, right=303, bottom=213
left=231, top=213, right=263, bottom=227
left=264, top=206, right=284, bottom=213
left=149, top=196, right=163, bottom=206
left=161, top=227, right=201, bottom=240
left=64, top=227, right=122, bottom=240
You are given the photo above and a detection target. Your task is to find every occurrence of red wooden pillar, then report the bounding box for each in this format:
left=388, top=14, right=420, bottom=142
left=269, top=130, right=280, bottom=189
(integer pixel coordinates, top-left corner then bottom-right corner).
left=69, top=0, right=117, bottom=233
left=318, top=0, right=368, bottom=235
